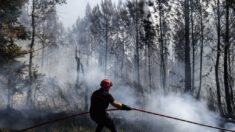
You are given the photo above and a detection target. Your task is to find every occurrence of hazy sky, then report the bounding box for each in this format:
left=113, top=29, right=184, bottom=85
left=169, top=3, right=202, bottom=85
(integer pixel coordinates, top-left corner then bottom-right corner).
left=57, top=0, right=120, bottom=28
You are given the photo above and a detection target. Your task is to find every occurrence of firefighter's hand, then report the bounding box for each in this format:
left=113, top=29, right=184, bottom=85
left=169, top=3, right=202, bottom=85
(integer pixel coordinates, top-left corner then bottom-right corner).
left=121, top=104, right=132, bottom=111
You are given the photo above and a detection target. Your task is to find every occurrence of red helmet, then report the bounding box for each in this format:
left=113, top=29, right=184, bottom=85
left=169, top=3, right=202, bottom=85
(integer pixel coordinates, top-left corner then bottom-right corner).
left=100, top=79, right=113, bottom=89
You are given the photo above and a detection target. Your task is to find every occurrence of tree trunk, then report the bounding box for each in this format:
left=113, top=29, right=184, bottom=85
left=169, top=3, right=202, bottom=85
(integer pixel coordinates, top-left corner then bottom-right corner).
left=228, top=44, right=234, bottom=105
left=224, top=0, right=232, bottom=114
left=135, top=0, right=140, bottom=84
left=121, top=32, right=125, bottom=75
left=144, top=47, right=147, bottom=84
left=148, top=46, right=152, bottom=93
left=7, top=78, right=11, bottom=108
left=105, top=15, right=108, bottom=76
left=135, top=0, right=143, bottom=107
left=84, top=85, right=89, bottom=111
left=190, top=0, right=195, bottom=94
left=114, top=54, right=118, bottom=79
left=197, top=0, right=204, bottom=99
left=98, top=44, right=103, bottom=68
left=163, top=21, right=167, bottom=92
left=41, top=43, right=45, bottom=72
left=215, top=0, right=222, bottom=114
left=75, top=47, right=80, bottom=84
left=27, top=0, right=35, bottom=108
left=184, top=0, right=192, bottom=94
left=159, top=0, right=166, bottom=94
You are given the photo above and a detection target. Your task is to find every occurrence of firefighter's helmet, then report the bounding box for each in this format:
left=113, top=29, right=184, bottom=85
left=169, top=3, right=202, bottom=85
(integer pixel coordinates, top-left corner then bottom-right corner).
left=100, top=79, right=113, bottom=89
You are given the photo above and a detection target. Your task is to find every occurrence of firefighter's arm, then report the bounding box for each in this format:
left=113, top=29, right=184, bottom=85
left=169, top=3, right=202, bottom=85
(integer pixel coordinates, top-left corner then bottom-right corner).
left=111, top=100, right=132, bottom=110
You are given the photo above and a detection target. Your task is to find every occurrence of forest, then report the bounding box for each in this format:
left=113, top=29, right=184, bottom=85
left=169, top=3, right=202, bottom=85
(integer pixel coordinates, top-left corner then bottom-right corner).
left=0, top=0, right=235, bottom=131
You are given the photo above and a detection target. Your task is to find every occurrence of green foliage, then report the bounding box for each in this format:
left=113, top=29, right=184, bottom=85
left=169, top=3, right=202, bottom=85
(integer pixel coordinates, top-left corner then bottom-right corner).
left=0, top=0, right=29, bottom=109
left=0, top=0, right=27, bottom=39
left=33, top=0, right=66, bottom=18
left=0, top=44, right=27, bottom=62
left=0, top=0, right=28, bottom=63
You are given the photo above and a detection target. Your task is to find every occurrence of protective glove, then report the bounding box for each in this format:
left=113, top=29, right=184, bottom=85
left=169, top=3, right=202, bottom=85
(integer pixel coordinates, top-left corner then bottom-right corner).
left=121, top=104, right=132, bottom=111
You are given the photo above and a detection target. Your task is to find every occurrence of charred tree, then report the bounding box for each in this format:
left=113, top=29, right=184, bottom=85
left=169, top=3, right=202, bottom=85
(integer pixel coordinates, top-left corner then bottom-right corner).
left=75, top=47, right=84, bottom=84
left=197, top=0, right=204, bottom=99
left=224, top=0, right=232, bottom=115
left=190, top=0, right=195, bottom=94
left=100, top=0, right=114, bottom=76
left=75, top=47, right=87, bottom=110
left=158, top=0, right=166, bottom=94
left=143, top=8, right=155, bottom=94
left=135, top=0, right=140, bottom=85
left=184, top=0, right=192, bottom=94
left=215, top=0, right=222, bottom=114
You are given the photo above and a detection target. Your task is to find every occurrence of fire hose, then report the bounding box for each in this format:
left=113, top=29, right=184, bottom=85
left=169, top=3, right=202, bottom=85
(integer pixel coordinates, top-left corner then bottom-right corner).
left=19, top=108, right=235, bottom=132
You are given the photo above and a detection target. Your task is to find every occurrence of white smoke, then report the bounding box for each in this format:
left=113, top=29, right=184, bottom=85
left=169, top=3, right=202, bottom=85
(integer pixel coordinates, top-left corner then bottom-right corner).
left=145, top=94, right=220, bottom=132
left=3, top=34, right=232, bottom=131
left=37, top=46, right=231, bottom=132
left=110, top=90, right=221, bottom=132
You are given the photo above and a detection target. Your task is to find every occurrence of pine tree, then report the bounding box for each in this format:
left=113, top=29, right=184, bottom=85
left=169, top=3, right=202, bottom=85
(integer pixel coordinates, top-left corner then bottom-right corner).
left=215, top=0, right=222, bottom=114
left=143, top=11, right=155, bottom=93
left=184, top=0, right=192, bottom=94
left=224, top=0, right=232, bottom=114
left=26, top=0, right=66, bottom=108
left=0, top=0, right=28, bottom=108
left=0, top=0, right=28, bottom=64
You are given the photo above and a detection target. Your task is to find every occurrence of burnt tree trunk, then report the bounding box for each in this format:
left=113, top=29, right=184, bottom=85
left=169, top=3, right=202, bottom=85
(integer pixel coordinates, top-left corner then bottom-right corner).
left=190, top=0, right=195, bottom=94
left=184, top=0, right=192, bottom=94
left=159, top=0, right=166, bottom=94
left=215, top=0, right=222, bottom=114
left=197, top=0, right=204, bottom=99
left=224, top=0, right=232, bottom=114
left=75, top=47, right=81, bottom=84
left=135, top=0, right=140, bottom=84
left=148, top=44, right=152, bottom=93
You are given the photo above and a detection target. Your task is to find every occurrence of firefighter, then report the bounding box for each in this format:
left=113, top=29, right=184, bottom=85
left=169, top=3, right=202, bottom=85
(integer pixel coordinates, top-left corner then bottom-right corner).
left=90, top=79, right=132, bottom=132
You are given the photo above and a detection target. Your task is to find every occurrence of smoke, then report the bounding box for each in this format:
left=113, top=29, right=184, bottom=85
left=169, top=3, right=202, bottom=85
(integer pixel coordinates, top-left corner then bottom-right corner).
left=39, top=47, right=77, bottom=86
left=32, top=45, right=231, bottom=132
left=0, top=1, right=234, bottom=131
left=145, top=94, right=220, bottom=132
left=110, top=89, right=221, bottom=132
left=0, top=41, right=234, bottom=131
left=0, top=32, right=233, bottom=131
